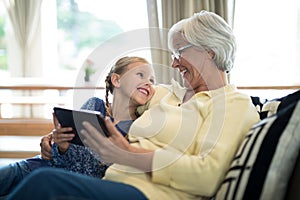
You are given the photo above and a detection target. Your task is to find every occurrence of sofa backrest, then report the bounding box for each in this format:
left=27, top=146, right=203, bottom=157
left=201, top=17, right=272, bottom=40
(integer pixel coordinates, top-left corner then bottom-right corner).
left=212, top=89, right=300, bottom=200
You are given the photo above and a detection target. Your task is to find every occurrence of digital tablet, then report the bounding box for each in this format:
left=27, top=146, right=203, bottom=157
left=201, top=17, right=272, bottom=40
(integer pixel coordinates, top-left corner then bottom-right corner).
left=53, top=107, right=109, bottom=146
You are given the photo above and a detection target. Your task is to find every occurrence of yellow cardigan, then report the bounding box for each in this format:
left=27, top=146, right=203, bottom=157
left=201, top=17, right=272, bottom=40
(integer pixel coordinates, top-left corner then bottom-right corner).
left=104, top=80, right=260, bottom=200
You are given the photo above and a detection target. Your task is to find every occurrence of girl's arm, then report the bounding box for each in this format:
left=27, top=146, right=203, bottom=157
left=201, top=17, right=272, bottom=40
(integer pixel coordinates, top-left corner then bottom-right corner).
left=51, top=97, right=109, bottom=177
left=51, top=143, right=109, bottom=178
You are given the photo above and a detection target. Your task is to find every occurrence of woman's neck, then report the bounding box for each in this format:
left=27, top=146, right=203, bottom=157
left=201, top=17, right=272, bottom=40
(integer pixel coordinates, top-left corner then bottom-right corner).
left=183, top=70, right=228, bottom=103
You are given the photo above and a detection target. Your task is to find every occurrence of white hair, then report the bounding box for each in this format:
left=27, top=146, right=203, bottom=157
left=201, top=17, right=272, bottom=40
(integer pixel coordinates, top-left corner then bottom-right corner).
left=168, top=10, right=236, bottom=72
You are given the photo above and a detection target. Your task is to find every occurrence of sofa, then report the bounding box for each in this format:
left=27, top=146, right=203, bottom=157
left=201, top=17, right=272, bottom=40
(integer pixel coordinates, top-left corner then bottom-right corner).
left=212, top=89, right=300, bottom=200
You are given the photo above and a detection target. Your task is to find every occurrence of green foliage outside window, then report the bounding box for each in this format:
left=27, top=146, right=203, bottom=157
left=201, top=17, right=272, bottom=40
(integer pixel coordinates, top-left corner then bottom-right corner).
left=56, top=0, right=123, bottom=69
left=0, top=0, right=125, bottom=72
left=0, top=15, right=7, bottom=70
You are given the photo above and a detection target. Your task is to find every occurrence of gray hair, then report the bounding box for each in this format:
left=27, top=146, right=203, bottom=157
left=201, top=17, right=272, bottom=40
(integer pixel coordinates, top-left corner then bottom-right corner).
left=168, top=10, right=236, bottom=72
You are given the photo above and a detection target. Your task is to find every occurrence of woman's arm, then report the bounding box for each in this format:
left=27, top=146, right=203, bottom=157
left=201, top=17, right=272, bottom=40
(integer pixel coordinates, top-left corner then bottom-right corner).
left=80, top=118, right=154, bottom=173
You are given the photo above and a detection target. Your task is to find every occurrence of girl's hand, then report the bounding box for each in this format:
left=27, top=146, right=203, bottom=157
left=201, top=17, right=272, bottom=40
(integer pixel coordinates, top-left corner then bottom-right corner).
left=52, top=113, right=74, bottom=154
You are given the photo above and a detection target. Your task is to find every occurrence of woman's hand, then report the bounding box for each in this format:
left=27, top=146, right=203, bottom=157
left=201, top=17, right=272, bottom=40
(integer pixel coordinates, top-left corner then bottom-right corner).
left=80, top=117, right=131, bottom=163
left=80, top=117, right=154, bottom=172
left=52, top=113, right=74, bottom=154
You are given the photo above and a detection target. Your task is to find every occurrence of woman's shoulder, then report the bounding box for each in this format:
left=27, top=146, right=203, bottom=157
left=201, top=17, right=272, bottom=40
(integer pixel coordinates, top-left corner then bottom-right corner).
left=156, top=79, right=186, bottom=97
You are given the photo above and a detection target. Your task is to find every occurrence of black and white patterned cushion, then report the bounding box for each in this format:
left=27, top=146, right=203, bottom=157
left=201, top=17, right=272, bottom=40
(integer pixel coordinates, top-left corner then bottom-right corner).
left=261, top=89, right=300, bottom=119
left=213, top=100, right=300, bottom=200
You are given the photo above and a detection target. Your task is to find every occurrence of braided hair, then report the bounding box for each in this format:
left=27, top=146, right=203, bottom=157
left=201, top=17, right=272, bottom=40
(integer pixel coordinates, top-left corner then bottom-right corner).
left=104, top=56, right=149, bottom=117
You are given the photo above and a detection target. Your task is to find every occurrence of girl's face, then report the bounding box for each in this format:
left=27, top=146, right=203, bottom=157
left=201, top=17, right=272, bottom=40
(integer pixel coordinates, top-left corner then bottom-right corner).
left=115, top=62, right=155, bottom=106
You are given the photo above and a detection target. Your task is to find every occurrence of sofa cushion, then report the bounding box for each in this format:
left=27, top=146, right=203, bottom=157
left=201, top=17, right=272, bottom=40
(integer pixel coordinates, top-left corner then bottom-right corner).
left=213, top=100, right=300, bottom=200
left=261, top=89, right=300, bottom=119
left=277, top=89, right=300, bottom=111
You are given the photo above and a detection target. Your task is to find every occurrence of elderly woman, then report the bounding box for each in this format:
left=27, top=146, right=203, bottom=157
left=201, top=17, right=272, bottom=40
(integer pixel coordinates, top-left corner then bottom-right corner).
left=6, top=11, right=259, bottom=200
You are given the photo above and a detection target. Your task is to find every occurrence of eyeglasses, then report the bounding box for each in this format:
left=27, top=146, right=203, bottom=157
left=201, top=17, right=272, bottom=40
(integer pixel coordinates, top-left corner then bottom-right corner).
left=171, top=44, right=193, bottom=60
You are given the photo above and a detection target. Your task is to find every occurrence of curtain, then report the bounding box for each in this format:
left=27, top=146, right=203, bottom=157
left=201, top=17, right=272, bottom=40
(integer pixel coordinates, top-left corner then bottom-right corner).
left=147, top=0, right=235, bottom=84
left=3, top=0, right=44, bottom=118
left=3, top=0, right=43, bottom=77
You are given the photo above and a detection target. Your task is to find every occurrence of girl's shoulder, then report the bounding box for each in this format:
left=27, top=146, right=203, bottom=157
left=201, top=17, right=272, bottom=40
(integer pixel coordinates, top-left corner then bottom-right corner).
left=85, top=97, right=105, bottom=104
left=80, top=97, right=106, bottom=115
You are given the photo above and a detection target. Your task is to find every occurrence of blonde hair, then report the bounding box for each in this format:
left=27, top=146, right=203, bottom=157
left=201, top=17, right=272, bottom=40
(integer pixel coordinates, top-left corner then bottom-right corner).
left=104, top=56, right=149, bottom=117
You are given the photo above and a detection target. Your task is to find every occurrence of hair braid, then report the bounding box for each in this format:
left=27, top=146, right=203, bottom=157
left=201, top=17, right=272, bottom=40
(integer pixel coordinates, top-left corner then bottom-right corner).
left=105, top=74, right=113, bottom=117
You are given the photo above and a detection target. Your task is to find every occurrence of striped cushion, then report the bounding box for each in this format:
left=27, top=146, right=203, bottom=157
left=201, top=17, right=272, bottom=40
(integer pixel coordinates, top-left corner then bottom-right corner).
left=261, top=89, right=300, bottom=119
left=214, top=100, right=300, bottom=200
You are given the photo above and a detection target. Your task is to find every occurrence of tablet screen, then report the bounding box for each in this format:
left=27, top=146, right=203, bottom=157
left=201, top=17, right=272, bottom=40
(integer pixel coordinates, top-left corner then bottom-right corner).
left=53, top=107, right=109, bottom=146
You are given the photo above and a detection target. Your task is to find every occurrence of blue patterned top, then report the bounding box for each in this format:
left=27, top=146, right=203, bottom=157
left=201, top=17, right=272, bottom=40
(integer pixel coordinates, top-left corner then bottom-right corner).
left=50, top=97, right=133, bottom=178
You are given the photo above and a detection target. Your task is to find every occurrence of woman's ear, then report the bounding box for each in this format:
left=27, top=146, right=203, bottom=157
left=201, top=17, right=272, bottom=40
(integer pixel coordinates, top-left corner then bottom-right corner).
left=208, top=50, right=215, bottom=59
left=111, top=73, right=121, bottom=88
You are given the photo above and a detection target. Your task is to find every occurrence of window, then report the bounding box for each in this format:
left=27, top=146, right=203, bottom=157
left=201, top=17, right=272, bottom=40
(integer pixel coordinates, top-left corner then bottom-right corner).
left=231, top=0, right=300, bottom=98
left=43, top=0, right=150, bottom=85
left=0, top=4, right=7, bottom=76
left=0, top=0, right=150, bottom=118
left=1, top=0, right=150, bottom=84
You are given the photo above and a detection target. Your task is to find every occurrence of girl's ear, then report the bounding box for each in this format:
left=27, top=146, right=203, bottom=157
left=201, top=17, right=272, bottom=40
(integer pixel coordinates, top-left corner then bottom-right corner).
left=111, top=73, right=121, bottom=88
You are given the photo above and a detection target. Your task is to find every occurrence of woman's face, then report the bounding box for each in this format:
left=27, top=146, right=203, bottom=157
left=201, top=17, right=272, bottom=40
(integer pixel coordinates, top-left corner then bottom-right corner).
left=170, top=33, right=213, bottom=93
left=116, top=62, right=155, bottom=106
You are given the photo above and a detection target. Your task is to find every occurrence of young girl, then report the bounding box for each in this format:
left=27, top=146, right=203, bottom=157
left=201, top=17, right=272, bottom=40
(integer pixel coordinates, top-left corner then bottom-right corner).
left=0, top=56, right=155, bottom=197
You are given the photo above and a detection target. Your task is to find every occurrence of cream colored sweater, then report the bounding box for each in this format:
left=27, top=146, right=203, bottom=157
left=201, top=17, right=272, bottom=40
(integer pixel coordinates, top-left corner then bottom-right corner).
left=104, top=80, right=260, bottom=200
